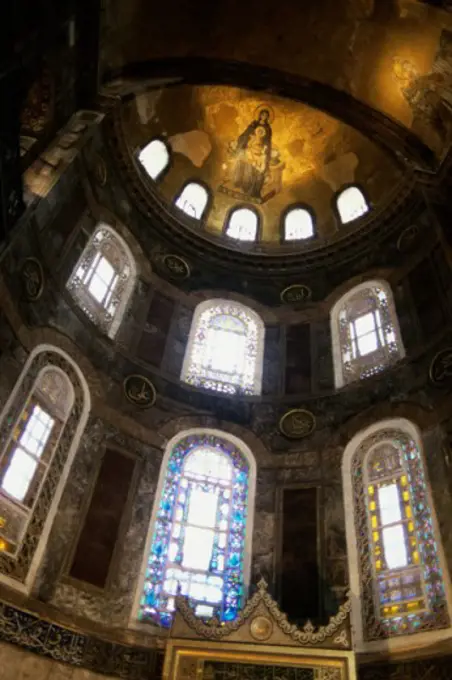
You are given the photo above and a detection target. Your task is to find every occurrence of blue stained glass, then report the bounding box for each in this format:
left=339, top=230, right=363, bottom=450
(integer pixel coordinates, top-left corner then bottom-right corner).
left=139, top=433, right=250, bottom=627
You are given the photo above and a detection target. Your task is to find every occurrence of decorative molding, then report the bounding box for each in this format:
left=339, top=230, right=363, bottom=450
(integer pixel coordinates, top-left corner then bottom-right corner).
left=175, top=578, right=351, bottom=648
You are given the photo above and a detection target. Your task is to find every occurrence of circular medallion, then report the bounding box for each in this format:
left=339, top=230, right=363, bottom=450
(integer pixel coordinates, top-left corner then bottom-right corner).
left=279, top=409, right=316, bottom=439
left=163, top=254, right=191, bottom=280
left=429, top=348, right=452, bottom=387
left=250, top=615, right=273, bottom=641
left=123, top=374, right=156, bottom=408
left=94, top=154, right=107, bottom=186
left=280, top=284, right=312, bottom=305
left=21, top=258, right=44, bottom=301
left=397, top=225, right=420, bottom=254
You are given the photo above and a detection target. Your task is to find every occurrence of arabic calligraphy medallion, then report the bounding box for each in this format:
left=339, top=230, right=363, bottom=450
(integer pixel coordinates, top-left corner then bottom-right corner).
left=280, top=284, right=312, bottom=305
left=123, top=374, right=156, bottom=408
left=279, top=408, right=316, bottom=439
left=429, top=348, right=452, bottom=387
left=21, top=257, right=44, bottom=301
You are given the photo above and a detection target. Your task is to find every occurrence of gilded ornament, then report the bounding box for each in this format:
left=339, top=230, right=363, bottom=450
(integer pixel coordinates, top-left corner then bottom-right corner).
left=21, top=257, right=44, bottom=301
left=124, top=374, right=156, bottom=408
left=279, top=409, right=316, bottom=439
left=250, top=615, right=273, bottom=641
left=164, top=254, right=191, bottom=279
left=280, top=284, right=312, bottom=305
left=429, top=348, right=452, bottom=386
left=174, top=578, right=351, bottom=647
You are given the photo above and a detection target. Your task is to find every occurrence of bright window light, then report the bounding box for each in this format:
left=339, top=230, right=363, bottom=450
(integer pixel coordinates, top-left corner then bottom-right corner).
left=284, top=208, right=314, bottom=240
left=2, top=405, right=54, bottom=502
left=138, top=139, right=170, bottom=180
left=337, top=186, right=369, bottom=224
left=226, top=208, right=258, bottom=242
left=175, top=183, right=209, bottom=219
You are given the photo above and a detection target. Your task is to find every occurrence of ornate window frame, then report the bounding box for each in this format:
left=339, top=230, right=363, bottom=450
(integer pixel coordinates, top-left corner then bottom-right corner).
left=342, top=418, right=452, bottom=653
left=131, top=428, right=256, bottom=630
left=66, top=223, right=137, bottom=338
left=0, top=344, right=90, bottom=593
left=180, top=299, right=265, bottom=395
left=331, top=280, right=405, bottom=389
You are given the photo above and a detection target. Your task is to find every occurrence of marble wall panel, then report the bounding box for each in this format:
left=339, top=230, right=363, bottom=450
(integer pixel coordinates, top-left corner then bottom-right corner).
left=34, top=419, right=163, bottom=628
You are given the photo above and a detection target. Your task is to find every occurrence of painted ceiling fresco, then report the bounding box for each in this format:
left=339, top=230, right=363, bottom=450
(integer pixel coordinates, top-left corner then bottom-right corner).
left=122, top=84, right=401, bottom=242
left=104, top=0, right=452, bottom=158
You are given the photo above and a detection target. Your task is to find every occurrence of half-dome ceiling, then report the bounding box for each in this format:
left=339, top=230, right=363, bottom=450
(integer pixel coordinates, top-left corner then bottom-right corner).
left=103, top=0, right=452, bottom=160
left=122, top=84, right=402, bottom=244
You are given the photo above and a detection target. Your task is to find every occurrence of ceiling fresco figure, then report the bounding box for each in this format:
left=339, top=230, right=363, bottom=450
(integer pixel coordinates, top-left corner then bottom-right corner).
left=393, top=30, right=452, bottom=155
left=220, top=105, right=285, bottom=204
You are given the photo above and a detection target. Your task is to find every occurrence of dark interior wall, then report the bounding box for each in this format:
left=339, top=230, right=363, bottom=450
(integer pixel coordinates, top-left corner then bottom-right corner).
left=279, top=487, right=320, bottom=622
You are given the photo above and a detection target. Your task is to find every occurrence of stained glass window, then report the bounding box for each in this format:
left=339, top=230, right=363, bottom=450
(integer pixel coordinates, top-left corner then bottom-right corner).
left=331, top=280, right=405, bottom=388
left=67, top=224, right=137, bottom=338
left=138, top=431, right=254, bottom=628
left=344, top=422, right=450, bottom=643
left=226, top=208, right=258, bottom=242
left=181, top=299, right=265, bottom=395
left=175, top=183, right=209, bottom=219
left=0, top=365, right=75, bottom=555
left=336, top=186, right=369, bottom=224
left=138, top=139, right=170, bottom=180
left=284, top=208, right=314, bottom=241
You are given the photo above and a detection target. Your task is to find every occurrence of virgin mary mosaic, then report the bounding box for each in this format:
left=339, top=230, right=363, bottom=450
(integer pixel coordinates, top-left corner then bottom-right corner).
left=220, top=105, right=285, bottom=204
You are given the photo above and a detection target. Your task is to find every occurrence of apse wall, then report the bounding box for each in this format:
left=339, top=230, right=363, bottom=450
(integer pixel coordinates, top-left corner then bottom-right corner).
left=3, top=108, right=452, bottom=679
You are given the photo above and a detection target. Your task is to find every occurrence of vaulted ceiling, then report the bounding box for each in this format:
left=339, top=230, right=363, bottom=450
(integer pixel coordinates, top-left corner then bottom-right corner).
left=101, top=0, right=452, bottom=165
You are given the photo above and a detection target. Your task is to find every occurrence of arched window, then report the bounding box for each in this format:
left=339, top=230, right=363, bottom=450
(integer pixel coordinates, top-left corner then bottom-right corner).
left=0, top=346, right=90, bottom=585
left=181, top=299, right=265, bottom=395
left=336, top=186, right=369, bottom=224
left=331, top=280, right=404, bottom=388
left=136, top=429, right=256, bottom=627
left=225, top=208, right=258, bottom=242
left=175, top=182, right=209, bottom=219
left=283, top=208, right=314, bottom=241
left=138, top=139, right=170, bottom=180
left=67, top=224, right=137, bottom=338
left=342, top=420, right=451, bottom=648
